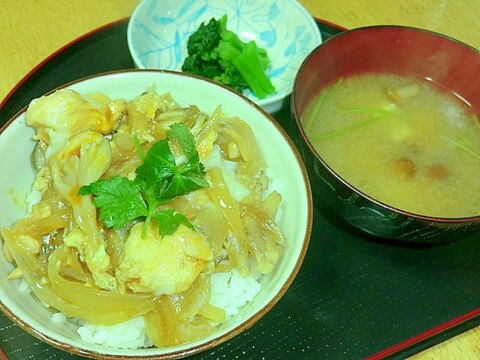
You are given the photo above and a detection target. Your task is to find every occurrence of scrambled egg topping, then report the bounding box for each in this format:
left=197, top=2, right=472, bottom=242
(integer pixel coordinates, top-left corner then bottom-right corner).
left=23, top=89, right=217, bottom=293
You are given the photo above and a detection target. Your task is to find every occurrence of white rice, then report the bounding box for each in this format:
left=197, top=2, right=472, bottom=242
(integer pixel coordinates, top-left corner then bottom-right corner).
left=76, top=317, right=152, bottom=349
left=209, top=269, right=261, bottom=317
left=18, top=277, right=32, bottom=294
left=62, top=269, right=261, bottom=349
left=51, top=311, right=67, bottom=324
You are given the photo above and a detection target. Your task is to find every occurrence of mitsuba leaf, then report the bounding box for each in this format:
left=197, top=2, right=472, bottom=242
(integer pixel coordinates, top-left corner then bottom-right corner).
left=167, top=123, right=196, bottom=159
left=162, top=174, right=207, bottom=200
left=135, top=139, right=176, bottom=187
left=163, top=124, right=209, bottom=197
left=152, top=209, right=194, bottom=237
left=78, top=176, right=148, bottom=228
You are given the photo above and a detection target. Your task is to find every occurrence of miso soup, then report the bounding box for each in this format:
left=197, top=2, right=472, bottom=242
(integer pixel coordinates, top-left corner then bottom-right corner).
left=302, top=73, right=480, bottom=218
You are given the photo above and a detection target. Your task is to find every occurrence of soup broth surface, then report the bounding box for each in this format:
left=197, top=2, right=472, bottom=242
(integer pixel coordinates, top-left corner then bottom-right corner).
left=302, top=73, right=480, bottom=218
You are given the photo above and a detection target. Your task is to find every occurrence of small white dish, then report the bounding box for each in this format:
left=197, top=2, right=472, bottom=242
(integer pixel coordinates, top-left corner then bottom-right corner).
left=127, top=0, right=322, bottom=113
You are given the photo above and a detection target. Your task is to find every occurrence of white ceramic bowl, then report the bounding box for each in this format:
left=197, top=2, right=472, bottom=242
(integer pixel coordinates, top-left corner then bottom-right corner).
left=0, top=70, right=312, bottom=359
left=127, top=0, right=322, bottom=113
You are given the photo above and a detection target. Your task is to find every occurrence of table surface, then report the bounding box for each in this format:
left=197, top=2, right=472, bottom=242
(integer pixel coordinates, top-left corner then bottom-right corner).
left=0, top=1, right=479, bottom=359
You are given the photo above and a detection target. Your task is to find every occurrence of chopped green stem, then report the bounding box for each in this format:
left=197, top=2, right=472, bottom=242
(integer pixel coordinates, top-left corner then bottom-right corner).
left=142, top=201, right=158, bottom=238
left=142, top=215, right=151, bottom=238
left=133, top=135, right=145, bottom=161
left=445, top=135, right=480, bottom=160
left=310, top=113, right=388, bottom=142
left=473, top=113, right=480, bottom=131
left=303, top=79, right=343, bottom=134
left=340, top=106, right=395, bottom=116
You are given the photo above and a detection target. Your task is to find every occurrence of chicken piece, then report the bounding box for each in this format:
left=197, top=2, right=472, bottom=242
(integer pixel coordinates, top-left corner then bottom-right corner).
left=26, top=89, right=124, bottom=159
left=55, top=131, right=112, bottom=185
left=116, top=223, right=213, bottom=295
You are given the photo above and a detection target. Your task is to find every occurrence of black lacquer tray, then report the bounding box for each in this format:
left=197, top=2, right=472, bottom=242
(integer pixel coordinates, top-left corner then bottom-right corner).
left=0, top=19, right=479, bottom=360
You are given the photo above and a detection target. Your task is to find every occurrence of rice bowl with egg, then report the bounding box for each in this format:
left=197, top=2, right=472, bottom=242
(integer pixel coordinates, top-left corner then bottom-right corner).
left=0, top=70, right=312, bottom=358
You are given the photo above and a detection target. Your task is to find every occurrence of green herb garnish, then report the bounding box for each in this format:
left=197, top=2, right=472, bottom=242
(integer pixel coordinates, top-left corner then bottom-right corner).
left=78, top=123, right=209, bottom=237
left=181, top=15, right=275, bottom=99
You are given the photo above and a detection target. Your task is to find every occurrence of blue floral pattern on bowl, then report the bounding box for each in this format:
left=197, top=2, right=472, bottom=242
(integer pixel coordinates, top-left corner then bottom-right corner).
left=128, top=0, right=322, bottom=112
